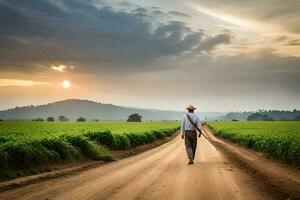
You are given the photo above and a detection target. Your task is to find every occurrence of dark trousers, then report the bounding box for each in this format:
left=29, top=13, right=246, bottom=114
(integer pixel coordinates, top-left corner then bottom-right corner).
left=184, top=130, right=197, bottom=160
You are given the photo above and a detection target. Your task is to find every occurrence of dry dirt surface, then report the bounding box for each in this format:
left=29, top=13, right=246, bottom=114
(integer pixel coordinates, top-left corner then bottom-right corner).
left=0, top=134, right=285, bottom=200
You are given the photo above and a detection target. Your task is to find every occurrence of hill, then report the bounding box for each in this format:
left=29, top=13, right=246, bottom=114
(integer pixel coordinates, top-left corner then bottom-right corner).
left=0, top=99, right=223, bottom=121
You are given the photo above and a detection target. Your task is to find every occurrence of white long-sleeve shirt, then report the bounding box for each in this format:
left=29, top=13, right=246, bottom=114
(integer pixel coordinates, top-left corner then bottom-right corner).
left=181, top=113, right=201, bottom=134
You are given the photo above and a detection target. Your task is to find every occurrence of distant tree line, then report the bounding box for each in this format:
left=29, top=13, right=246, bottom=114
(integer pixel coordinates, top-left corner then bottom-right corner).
left=127, top=113, right=142, bottom=122
left=247, top=113, right=274, bottom=121
left=47, top=117, right=55, bottom=122
left=222, top=109, right=300, bottom=121
left=32, top=118, right=45, bottom=122
left=29, top=113, right=143, bottom=122
left=77, top=117, right=86, bottom=122
left=58, top=115, right=68, bottom=122
left=31, top=115, right=72, bottom=122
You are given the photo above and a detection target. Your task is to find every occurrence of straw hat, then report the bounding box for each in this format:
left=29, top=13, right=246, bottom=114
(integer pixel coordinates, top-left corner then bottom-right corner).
left=186, top=105, right=196, bottom=110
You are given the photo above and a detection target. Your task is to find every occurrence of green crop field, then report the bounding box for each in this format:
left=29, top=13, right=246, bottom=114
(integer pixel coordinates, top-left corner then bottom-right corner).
left=207, top=121, right=300, bottom=166
left=0, top=121, right=180, bottom=179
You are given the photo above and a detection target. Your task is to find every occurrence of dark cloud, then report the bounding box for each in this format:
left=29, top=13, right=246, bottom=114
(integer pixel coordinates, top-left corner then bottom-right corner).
left=168, top=11, right=190, bottom=18
left=150, top=10, right=166, bottom=18
left=197, top=33, right=232, bottom=52
left=134, top=7, right=147, bottom=13
left=271, top=35, right=300, bottom=46
left=0, top=0, right=230, bottom=74
left=285, top=39, right=300, bottom=46
left=273, top=36, right=288, bottom=43
left=118, top=1, right=132, bottom=7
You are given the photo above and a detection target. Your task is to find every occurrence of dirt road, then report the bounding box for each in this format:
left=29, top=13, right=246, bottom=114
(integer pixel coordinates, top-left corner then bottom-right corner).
left=0, top=134, right=277, bottom=200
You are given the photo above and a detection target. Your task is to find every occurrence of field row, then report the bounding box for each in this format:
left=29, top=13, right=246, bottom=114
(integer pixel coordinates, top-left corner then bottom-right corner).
left=207, top=121, right=300, bottom=166
left=0, top=122, right=180, bottom=179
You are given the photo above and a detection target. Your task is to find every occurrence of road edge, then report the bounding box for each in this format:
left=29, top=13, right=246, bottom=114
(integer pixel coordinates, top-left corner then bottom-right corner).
left=203, top=125, right=300, bottom=200
left=0, top=131, right=179, bottom=193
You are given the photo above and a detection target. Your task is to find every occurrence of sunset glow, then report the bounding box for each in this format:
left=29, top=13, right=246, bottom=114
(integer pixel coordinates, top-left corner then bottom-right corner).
left=51, top=65, right=66, bottom=72
left=0, top=0, right=299, bottom=111
left=62, top=80, right=71, bottom=89
left=0, top=79, right=49, bottom=87
left=193, top=5, right=257, bottom=29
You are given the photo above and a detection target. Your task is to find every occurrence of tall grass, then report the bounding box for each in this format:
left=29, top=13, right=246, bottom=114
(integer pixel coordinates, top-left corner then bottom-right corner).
left=208, top=121, right=300, bottom=166
left=0, top=122, right=179, bottom=179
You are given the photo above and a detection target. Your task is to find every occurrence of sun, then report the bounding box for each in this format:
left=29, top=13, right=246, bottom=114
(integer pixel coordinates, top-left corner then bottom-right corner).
left=62, top=80, right=71, bottom=89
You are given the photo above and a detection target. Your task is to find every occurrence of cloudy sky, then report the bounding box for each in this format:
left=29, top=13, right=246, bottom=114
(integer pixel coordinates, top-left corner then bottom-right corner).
left=0, top=0, right=299, bottom=111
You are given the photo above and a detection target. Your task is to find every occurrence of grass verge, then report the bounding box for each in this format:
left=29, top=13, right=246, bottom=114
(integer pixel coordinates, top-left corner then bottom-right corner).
left=0, top=122, right=179, bottom=180
left=207, top=121, right=300, bottom=166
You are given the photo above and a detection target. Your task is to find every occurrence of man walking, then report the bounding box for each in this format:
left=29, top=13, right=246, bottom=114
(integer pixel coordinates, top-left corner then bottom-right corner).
left=181, top=105, right=202, bottom=165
